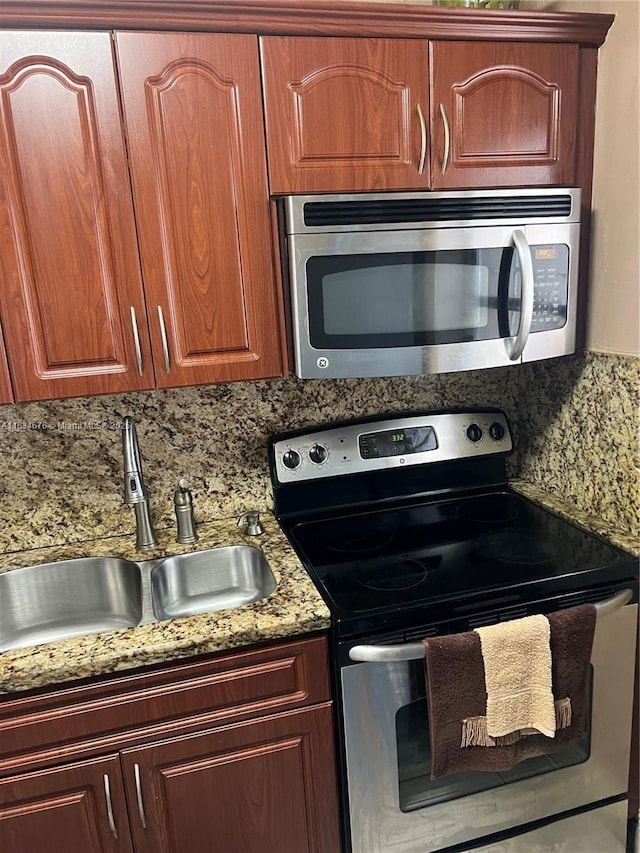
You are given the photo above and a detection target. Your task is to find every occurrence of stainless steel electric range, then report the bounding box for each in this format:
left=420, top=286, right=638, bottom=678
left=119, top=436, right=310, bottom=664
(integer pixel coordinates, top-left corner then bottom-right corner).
left=269, top=409, right=638, bottom=853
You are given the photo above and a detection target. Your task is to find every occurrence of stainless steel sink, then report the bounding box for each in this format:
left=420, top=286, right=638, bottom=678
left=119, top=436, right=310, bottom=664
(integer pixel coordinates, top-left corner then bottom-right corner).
left=0, top=557, right=143, bottom=652
left=151, top=545, right=277, bottom=621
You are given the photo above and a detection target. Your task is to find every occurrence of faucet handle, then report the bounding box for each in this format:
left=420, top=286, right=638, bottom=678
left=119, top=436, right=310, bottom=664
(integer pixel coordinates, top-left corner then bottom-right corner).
left=237, top=510, right=264, bottom=537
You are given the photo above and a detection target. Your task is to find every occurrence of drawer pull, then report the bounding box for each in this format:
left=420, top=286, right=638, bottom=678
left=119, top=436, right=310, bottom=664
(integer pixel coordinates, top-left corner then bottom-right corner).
left=134, top=763, right=148, bottom=828
left=103, top=773, right=118, bottom=839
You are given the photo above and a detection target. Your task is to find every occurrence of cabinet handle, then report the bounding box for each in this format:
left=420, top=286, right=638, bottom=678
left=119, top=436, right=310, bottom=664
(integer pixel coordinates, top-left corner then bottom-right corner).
left=439, top=103, right=450, bottom=175
left=103, top=773, right=119, bottom=840
left=134, top=763, right=148, bottom=829
left=157, top=305, right=171, bottom=374
left=416, top=103, right=427, bottom=176
left=130, top=307, right=144, bottom=377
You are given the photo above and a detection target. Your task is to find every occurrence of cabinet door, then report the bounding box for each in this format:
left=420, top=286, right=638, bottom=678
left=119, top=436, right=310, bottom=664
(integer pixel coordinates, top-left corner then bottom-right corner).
left=115, top=33, right=285, bottom=388
left=0, top=32, right=155, bottom=402
left=260, top=37, right=429, bottom=193
left=121, top=704, right=341, bottom=853
left=430, top=42, right=579, bottom=189
left=0, top=754, right=133, bottom=853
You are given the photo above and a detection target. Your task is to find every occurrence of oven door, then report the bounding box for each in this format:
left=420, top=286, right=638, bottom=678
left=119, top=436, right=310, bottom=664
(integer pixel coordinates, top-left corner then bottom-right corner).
left=339, top=590, right=637, bottom=853
left=287, top=223, right=579, bottom=379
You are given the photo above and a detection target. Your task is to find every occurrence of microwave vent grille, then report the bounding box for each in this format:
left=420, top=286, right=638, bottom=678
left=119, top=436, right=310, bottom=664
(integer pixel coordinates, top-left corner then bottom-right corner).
left=303, top=194, right=573, bottom=227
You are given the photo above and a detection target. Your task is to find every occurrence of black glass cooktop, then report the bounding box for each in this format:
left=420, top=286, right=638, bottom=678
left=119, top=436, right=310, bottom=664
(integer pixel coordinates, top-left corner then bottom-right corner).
left=284, top=489, right=634, bottom=636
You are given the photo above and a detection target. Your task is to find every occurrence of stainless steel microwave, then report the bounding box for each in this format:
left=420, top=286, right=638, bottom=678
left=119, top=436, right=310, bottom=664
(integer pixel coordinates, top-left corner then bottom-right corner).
left=282, top=188, right=581, bottom=379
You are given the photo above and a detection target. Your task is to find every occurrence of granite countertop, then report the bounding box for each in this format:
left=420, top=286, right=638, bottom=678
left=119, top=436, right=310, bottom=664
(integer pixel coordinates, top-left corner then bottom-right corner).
left=509, top=480, right=639, bottom=557
left=0, top=513, right=331, bottom=696
left=0, top=481, right=636, bottom=697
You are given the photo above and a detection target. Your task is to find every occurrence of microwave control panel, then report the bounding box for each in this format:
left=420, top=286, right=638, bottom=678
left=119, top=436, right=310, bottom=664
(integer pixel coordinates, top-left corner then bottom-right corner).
left=530, top=244, right=569, bottom=332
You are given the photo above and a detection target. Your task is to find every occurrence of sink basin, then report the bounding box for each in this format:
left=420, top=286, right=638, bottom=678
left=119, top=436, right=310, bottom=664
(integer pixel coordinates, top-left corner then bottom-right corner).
left=151, top=545, right=277, bottom=621
left=0, top=557, right=143, bottom=652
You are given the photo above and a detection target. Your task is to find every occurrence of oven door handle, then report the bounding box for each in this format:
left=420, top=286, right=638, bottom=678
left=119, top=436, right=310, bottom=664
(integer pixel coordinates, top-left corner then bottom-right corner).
left=348, top=589, right=634, bottom=662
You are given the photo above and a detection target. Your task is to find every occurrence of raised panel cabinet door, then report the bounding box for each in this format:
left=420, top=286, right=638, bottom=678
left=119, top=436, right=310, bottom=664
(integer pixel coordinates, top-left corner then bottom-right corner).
left=430, top=42, right=579, bottom=189
left=121, top=704, right=341, bottom=853
left=114, top=33, right=285, bottom=388
left=0, top=754, right=133, bottom=853
left=260, top=37, right=430, bottom=193
left=0, top=31, right=155, bottom=402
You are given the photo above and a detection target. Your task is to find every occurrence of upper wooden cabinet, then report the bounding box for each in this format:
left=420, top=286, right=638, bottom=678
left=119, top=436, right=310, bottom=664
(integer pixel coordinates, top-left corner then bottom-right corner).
left=260, top=37, right=580, bottom=195
left=430, top=41, right=579, bottom=190
left=260, top=37, right=430, bottom=194
left=115, top=33, right=284, bottom=387
left=0, top=31, right=155, bottom=402
left=0, top=30, right=284, bottom=402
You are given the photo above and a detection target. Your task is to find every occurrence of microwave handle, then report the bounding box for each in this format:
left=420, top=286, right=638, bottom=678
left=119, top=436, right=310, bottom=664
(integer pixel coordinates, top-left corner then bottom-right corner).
left=348, top=589, right=634, bottom=663
left=508, top=229, right=535, bottom=361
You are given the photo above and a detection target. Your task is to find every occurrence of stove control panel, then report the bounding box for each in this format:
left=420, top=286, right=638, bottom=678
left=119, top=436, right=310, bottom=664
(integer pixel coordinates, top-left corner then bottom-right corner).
left=271, top=410, right=512, bottom=483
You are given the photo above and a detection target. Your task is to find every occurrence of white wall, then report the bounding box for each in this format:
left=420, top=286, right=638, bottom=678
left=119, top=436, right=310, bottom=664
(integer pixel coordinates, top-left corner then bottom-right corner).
left=527, top=0, right=640, bottom=356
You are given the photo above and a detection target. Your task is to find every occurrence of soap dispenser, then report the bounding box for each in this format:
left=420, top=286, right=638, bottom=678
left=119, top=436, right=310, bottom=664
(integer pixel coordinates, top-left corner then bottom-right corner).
left=174, top=479, right=198, bottom=544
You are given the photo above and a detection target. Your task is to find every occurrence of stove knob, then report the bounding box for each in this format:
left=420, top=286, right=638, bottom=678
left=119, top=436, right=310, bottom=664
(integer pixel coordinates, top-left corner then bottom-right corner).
left=489, top=422, right=505, bottom=441
left=309, top=444, right=328, bottom=465
left=282, top=449, right=301, bottom=470
left=466, top=423, right=483, bottom=443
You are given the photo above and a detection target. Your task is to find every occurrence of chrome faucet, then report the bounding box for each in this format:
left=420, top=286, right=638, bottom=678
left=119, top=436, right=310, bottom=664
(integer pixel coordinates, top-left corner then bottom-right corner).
left=122, top=416, right=158, bottom=551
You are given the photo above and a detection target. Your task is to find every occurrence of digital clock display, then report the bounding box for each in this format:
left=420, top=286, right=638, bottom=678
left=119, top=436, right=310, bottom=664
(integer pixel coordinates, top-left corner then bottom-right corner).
left=359, top=426, right=438, bottom=459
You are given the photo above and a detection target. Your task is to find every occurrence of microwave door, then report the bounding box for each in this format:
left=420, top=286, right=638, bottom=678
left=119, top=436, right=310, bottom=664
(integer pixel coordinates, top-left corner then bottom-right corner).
left=287, top=226, right=573, bottom=379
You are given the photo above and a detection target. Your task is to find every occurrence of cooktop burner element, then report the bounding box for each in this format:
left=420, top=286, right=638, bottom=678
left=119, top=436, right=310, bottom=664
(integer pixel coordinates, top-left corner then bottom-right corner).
left=323, top=519, right=394, bottom=553
left=476, top=528, right=562, bottom=565
left=456, top=493, right=520, bottom=523
left=354, top=557, right=428, bottom=591
left=270, top=409, right=636, bottom=637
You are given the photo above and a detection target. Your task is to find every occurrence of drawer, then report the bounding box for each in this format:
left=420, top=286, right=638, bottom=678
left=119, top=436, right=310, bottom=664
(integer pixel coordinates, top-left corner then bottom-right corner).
left=0, top=634, right=331, bottom=776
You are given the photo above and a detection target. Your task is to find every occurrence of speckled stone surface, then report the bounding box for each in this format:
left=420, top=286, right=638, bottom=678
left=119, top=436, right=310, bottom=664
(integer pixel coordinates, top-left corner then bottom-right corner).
left=1, top=352, right=637, bottom=697
left=0, top=514, right=330, bottom=695
left=517, top=352, right=639, bottom=541
left=511, top=480, right=639, bottom=557
left=0, top=369, right=520, bottom=553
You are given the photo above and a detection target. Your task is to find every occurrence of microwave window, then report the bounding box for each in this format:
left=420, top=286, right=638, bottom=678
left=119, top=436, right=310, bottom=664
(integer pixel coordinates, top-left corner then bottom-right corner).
left=306, top=247, right=569, bottom=349
left=307, top=250, right=514, bottom=348
left=321, top=263, right=490, bottom=336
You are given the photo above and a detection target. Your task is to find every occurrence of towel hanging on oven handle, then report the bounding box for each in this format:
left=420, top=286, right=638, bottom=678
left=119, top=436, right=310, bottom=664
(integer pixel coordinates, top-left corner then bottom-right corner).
left=348, top=588, right=633, bottom=663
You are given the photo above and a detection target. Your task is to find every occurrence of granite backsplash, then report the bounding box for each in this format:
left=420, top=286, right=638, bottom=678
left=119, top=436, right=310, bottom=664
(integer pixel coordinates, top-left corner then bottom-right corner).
left=517, top=351, right=639, bottom=540
left=0, top=351, right=636, bottom=556
left=0, top=367, right=520, bottom=553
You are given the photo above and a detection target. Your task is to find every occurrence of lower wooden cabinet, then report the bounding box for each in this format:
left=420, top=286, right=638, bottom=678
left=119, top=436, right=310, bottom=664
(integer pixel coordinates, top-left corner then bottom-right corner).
left=0, top=636, right=341, bottom=853
left=122, top=704, right=339, bottom=853
left=0, top=755, right=132, bottom=853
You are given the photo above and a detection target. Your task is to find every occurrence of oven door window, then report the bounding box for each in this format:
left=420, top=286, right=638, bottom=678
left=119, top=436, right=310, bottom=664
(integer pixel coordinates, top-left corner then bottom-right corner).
left=396, top=660, right=592, bottom=812
left=306, top=246, right=568, bottom=348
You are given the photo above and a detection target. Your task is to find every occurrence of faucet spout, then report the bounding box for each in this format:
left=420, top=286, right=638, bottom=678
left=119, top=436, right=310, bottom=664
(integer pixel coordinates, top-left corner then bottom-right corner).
left=122, top=416, right=158, bottom=550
